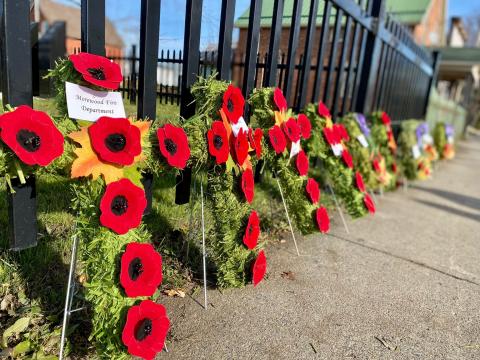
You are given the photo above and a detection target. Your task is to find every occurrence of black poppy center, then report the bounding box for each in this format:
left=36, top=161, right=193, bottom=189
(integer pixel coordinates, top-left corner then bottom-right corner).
left=164, top=139, right=177, bottom=156
left=135, top=318, right=153, bottom=341
left=105, top=133, right=127, bottom=152
left=87, top=67, right=106, bottom=80
left=227, top=98, right=234, bottom=113
left=17, top=129, right=41, bottom=152
left=111, top=195, right=128, bottom=216
left=273, top=135, right=278, bottom=145
left=128, top=257, right=144, bottom=281
left=213, top=135, right=223, bottom=150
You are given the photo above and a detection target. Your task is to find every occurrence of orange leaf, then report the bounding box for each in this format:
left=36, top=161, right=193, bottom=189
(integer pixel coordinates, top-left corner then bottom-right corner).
left=68, top=126, right=124, bottom=183
left=274, top=111, right=286, bottom=127
left=219, top=108, right=233, bottom=142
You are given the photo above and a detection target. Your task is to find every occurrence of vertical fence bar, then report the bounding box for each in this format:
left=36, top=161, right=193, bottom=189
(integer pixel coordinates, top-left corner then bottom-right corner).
left=311, top=1, right=332, bottom=103
left=264, top=0, right=284, bottom=87
left=81, top=0, right=105, bottom=55
left=217, top=0, right=236, bottom=80
left=324, top=7, right=343, bottom=111
left=423, top=51, right=440, bottom=117
left=342, top=17, right=361, bottom=114
left=137, top=0, right=161, bottom=120
left=1, top=0, right=37, bottom=250
left=175, top=0, right=203, bottom=205
left=137, top=0, right=160, bottom=215
left=332, top=15, right=352, bottom=117
left=242, top=0, right=262, bottom=109
left=282, top=0, right=302, bottom=103
left=297, top=0, right=319, bottom=110
left=354, top=0, right=385, bottom=114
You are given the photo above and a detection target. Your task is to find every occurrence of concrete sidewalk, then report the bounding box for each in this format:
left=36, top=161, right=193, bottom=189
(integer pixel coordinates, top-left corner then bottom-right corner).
left=163, top=133, right=480, bottom=359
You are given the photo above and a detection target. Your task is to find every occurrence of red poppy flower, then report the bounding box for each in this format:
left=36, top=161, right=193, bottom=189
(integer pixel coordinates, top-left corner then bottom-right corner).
left=391, top=162, right=398, bottom=173
left=334, top=124, right=349, bottom=142
left=296, top=150, right=309, bottom=176
left=0, top=105, right=64, bottom=166
left=268, top=125, right=287, bottom=154
left=122, top=300, right=170, bottom=360
left=222, top=84, right=245, bottom=124
left=373, top=159, right=381, bottom=172
left=157, top=124, right=190, bottom=169
left=248, top=128, right=263, bottom=158
left=316, top=207, right=330, bottom=233
left=120, top=243, right=163, bottom=298
left=342, top=149, right=353, bottom=169
left=252, top=250, right=267, bottom=287
left=99, top=178, right=147, bottom=235
left=381, top=112, right=391, bottom=125
left=318, top=102, right=331, bottom=118
left=355, top=171, right=365, bottom=192
left=363, top=193, right=376, bottom=214
left=87, top=117, right=141, bottom=166
left=233, top=128, right=249, bottom=166
left=323, top=127, right=339, bottom=145
left=297, top=114, right=312, bottom=139
left=282, top=118, right=301, bottom=143
left=69, top=52, right=122, bottom=90
left=273, top=87, right=287, bottom=112
left=243, top=211, right=260, bottom=250
left=306, top=178, right=320, bottom=204
left=207, top=121, right=229, bottom=164
left=241, top=168, right=255, bottom=203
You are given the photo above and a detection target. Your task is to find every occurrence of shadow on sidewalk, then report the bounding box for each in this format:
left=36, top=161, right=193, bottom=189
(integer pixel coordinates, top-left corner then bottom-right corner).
left=414, top=198, right=480, bottom=222
left=411, top=185, right=480, bottom=212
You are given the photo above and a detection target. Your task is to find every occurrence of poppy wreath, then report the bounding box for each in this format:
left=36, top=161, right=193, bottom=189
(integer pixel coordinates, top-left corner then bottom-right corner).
left=302, top=102, right=368, bottom=219
left=46, top=52, right=123, bottom=116
left=397, top=120, right=432, bottom=181
left=339, top=113, right=379, bottom=191
left=369, top=111, right=398, bottom=190
left=249, top=87, right=322, bottom=234
left=44, top=55, right=171, bottom=358
left=0, top=106, right=65, bottom=186
left=433, top=122, right=455, bottom=160
left=185, top=75, right=266, bottom=288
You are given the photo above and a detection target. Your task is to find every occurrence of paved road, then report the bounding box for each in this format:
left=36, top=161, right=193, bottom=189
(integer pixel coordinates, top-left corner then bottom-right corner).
left=163, top=132, right=480, bottom=360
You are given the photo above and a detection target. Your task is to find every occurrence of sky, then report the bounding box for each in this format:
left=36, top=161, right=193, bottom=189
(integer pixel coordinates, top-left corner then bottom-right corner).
left=56, top=0, right=480, bottom=52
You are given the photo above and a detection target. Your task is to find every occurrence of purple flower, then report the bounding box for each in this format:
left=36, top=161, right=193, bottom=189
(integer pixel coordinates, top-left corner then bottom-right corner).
left=355, top=113, right=370, bottom=137
left=445, top=124, right=455, bottom=138
left=416, top=123, right=429, bottom=147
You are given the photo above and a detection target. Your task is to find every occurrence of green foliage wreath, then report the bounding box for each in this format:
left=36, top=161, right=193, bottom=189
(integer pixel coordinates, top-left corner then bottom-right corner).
left=302, top=104, right=367, bottom=219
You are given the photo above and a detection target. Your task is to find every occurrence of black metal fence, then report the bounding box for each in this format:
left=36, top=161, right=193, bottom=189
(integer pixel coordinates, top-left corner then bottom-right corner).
left=1, top=0, right=439, bottom=249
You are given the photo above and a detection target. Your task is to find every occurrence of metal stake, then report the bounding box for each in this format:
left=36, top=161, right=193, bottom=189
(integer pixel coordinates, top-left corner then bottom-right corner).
left=59, top=231, right=79, bottom=359
left=200, top=182, right=208, bottom=310
left=327, top=183, right=350, bottom=234
left=276, top=177, right=300, bottom=256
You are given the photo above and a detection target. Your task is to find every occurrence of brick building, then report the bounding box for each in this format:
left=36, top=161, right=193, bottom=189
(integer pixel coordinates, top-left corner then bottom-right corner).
left=31, top=0, right=124, bottom=58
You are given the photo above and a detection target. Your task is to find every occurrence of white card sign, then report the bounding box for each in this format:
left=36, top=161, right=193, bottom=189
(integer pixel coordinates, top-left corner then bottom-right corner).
left=412, top=145, right=421, bottom=159
left=447, top=136, right=454, bottom=144
left=65, top=82, right=126, bottom=122
left=357, top=134, right=369, bottom=148
left=290, top=140, right=301, bottom=158
left=231, top=116, right=249, bottom=137
left=331, top=143, right=343, bottom=157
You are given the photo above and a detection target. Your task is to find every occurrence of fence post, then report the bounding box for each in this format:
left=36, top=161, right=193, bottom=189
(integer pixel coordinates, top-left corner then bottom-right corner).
left=175, top=0, right=203, bottom=205
left=81, top=0, right=105, bottom=56
left=217, top=0, right=236, bottom=80
left=1, top=0, right=37, bottom=250
left=422, top=50, right=440, bottom=118
left=354, top=0, right=386, bottom=115
left=137, top=0, right=161, bottom=215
